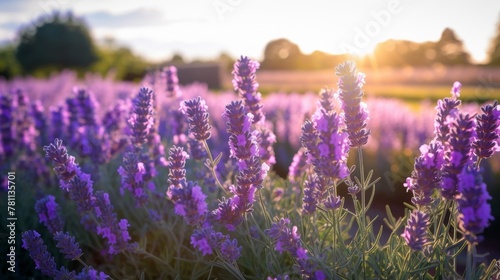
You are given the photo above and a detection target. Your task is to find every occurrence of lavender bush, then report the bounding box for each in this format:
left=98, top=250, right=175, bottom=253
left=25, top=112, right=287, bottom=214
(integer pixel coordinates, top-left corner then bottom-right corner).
left=1, top=57, right=499, bottom=279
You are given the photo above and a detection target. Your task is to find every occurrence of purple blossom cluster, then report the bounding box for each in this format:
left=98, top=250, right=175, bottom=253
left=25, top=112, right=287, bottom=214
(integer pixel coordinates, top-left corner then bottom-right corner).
left=162, top=65, right=181, bottom=98
left=44, top=138, right=132, bottom=254
left=300, top=89, right=349, bottom=181
left=22, top=230, right=109, bottom=279
left=401, top=210, right=430, bottom=251
left=167, top=146, right=208, bottom=225
left=288, top=147, right=309, bottom=183
left=213, top=100, right=269, bottom=230
left=232, top=56, right=264, bottom=124
left=404, top=141, right=444, bottom=206
left=456, top=166, right=494, bottom=242
left=440, top=113, right=476, bottom=199
left=473, top=100, right=499, bottom=160
left=129, top=87, right=154, bottom=149
left=191, top=226, right=242, bottom=262
left=34, top=195, right=64, bottom=234
left=335, top=61, right=370, bottom=147
left=180, top=96, right=212, bottom=141
left=266, top=218, right=326, bottom=279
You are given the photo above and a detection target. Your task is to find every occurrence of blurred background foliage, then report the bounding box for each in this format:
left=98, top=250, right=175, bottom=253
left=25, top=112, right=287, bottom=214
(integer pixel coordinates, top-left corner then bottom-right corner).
left=2, top=11, right=500, bottom=82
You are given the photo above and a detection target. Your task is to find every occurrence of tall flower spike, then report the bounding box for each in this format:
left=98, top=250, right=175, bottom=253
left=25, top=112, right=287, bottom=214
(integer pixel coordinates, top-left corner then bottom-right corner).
left=288, top=147, right=309, bottom=183
left=94, top=191, right=132, bottom=254
left=162, top=65, right=181, bottom=97
left=180, top=96, right=212, bottom=141
left=441, top=113, right=476, bottom=199
left=266, top=218, right=308, bottom=261
left=473, top=100, right=499, bottom=160
left=22, top=230, right=60, bottom=278
left=130, top=87, right=154, bottom=149
left=401, top=210, right=430, bottom=251
left=456, top=165, right=494, bottom=242
left=404, top=141, right=444, bottom=206
left=166, top=146, right=189, bottom=201
left=335, top=61, right=370, bottom=147
left=35, top=195, right=64, bottom=234
left=117, top=152, right=148, bottom=206
left=53, top=231, right=83, bottom=260
left=434, top=82, right=461, bottom=143
left=232, top=56, right=264, bottom=123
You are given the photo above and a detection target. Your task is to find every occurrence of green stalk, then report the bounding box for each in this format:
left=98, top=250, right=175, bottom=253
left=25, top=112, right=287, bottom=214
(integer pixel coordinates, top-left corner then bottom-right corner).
left=202, top=140, right=227, bottom=195
left=358, top=147, right=367, bottom=278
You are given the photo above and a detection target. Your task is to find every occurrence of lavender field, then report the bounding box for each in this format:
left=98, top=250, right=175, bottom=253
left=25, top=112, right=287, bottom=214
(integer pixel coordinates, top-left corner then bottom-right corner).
left=1, top=58, right=500, bottom=279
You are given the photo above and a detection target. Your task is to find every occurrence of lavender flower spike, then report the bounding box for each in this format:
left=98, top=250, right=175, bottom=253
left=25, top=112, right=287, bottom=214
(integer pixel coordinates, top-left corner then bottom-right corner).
left=130, top=87, right=154, bottom=149
left=53, top=231, right=83, bottom=260
left=456, top=166, right=494, bottom=242
left=335, top=61, right=370, bottom=147
left=401, top=210, right=430, bottom=251
left=266, top=218, right=308, bottom=261
left=35, top=195, right=64, bottom=234
left=232, top=56, right=264, bottom=124
left=22, top=230, right=59, bottom=278
left=440, top=113, right=476, bottom=199
left=404, top=141, right=444, bottom=206
left=162, top=65, right=181, bottom=97
left=473, top=100, right=499, bottom=160
left=434, top=82, right=461, bottom=143
left=180, top=96, right=212, bottom=141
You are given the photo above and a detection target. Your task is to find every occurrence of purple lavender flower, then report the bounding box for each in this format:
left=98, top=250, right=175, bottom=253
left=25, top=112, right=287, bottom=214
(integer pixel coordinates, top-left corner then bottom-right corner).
left=323, top=194, right=342, bottom=211
left=473, top=100, right=499, bottom=160
left=129, top=87, right=154, bottom=149
left=169, top=181, right=208, bottom=225
left=180, top=96, right=212, bottom=141
left=302, top=174, right=320, bottom=215
left=404, top=141, right=444, bottom=206
left=223, top=100, right=259, bottom=162
left=335, top=61, right=370, bottom=147
left=212, top=196, right=243, bottom=231
left=44, top=138, right=79, bottom=185
left=232, top=56, right=264, bottom=124
left=220, top=237, right=242, bottom=262
left=162, top=65, right=181, bottom=97
left=166, top=146, right=189, bottom=198
left=50, top=105, right=68, bottom=142
left=300, top=93, right=349, bottom=180
left=256, top=126, right=276, bottom=166
left=401, top=210, right=430, bottom=251
left=456, top=166, right=494, bottom=242
left=75, top=267, right=110, bottom=280
left=35, top=195, right=64, bottom=234
left=22, top=230, right=58, bottom=278
left=266, top=218, right=308, bottom=260
left=94, top=191, right=132, bottom=254
left=190, top=226, right=226, bottom=256
left=434, top=83, right=461, bottom=143
left=118, top=152, right=148, bottom=206
left=53, top=231, right=82, bottom=260
left=441, top=113, right=476, bottom=199
left=288, top=147, right=309, bottom=183
left=31, top=100, right=47, bottom=144
left=188, top=136, right=208, bottom=160
left=0, top=93, right=15, bottom=157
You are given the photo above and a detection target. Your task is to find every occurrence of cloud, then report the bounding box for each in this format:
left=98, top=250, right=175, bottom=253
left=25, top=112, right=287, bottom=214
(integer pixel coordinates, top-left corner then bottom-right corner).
left=85, top=8, right=184, bottom=28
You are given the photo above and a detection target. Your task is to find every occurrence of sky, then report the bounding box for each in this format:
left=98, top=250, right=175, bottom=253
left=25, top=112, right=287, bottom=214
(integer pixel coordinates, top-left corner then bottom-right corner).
left=0, top=0, right=499, bottom=63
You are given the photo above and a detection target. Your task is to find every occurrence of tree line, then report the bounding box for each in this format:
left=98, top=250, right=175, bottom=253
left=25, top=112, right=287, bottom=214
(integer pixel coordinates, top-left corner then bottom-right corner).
left=1, top=12, right=500, bottom=80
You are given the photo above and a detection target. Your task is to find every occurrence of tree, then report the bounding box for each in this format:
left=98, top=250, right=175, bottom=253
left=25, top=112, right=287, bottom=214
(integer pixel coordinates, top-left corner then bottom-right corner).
left=15, top=11, right=98, bottom=75
left=488, top=13, right=500, bottom=65
left=260, top=38, right=303, bottom=70
left=0, top=44, right=21, bottom=79
left=434, top=28, right=470, bottom=65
